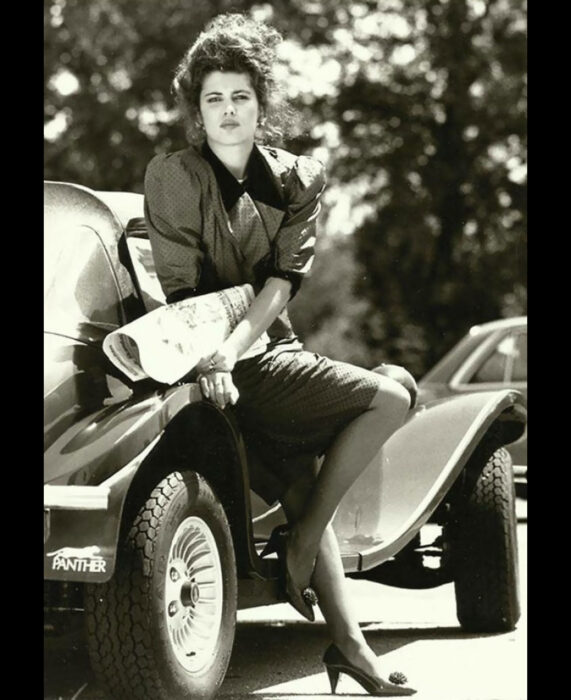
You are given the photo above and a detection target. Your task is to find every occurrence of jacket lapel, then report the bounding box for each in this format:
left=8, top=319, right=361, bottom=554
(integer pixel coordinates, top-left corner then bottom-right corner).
left=183, top=144, right=292, bottom=255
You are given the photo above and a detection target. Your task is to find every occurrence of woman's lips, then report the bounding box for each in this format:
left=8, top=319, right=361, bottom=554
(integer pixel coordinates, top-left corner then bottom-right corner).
left=221, top=122, right=239, bottom=128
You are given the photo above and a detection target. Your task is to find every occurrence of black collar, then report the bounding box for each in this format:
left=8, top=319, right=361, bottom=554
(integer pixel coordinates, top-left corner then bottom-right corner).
left=201, top=141, right=285, bottom=213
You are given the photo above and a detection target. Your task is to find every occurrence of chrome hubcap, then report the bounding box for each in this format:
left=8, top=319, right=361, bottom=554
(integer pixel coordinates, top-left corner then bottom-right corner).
left=164, top=516, right=224, bottom=673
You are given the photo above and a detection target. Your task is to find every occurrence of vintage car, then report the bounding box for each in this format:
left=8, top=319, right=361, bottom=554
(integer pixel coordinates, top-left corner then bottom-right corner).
left=44, top=181, right=527, bottom=700
left=418, top=316, right=527, bottom=492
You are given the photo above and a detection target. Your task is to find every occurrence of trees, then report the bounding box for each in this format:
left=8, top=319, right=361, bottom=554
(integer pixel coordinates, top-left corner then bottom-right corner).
left=283, top=0, right=527, bottom=372
left=45, top=0, right=526, bottom=374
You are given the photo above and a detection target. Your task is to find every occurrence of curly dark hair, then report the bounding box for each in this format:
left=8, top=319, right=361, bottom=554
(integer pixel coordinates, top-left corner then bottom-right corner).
left=172, top=13, right=297, bottom=145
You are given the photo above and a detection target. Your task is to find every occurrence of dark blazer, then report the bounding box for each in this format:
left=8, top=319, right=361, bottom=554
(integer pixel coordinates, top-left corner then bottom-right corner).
left=144, top=143, right=326, bottom=342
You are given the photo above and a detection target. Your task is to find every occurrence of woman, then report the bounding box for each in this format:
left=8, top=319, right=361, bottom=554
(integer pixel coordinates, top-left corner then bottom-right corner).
left=145, top=13, right=417, bottom=696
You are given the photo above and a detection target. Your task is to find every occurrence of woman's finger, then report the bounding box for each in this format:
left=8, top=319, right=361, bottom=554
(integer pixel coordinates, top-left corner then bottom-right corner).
left=212, top=374, right=227, bottom=408
left=228, top=382, right=240, bottom=405
left=199, top=374, right=210, bottom=399
left=221, top=374, right=239, bottom=407
left=201, top=374, right=222, bottom=406
left=217, top=373, right=240, bottom=409
left=221, top=374, right=239, bottom=405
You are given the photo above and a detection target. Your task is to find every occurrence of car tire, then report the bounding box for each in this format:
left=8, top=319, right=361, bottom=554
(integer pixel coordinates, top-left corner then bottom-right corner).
left=450, top=447, right=520, bottom=632
left=85, top=470, right=237, bottom=700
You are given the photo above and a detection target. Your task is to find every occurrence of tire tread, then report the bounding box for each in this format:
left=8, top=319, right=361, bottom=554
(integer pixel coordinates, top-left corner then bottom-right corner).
left=452, top=447, right=520, bottom=632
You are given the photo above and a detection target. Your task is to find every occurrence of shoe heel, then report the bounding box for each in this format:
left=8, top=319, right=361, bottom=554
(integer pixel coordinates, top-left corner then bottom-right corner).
left=325, top=666, right=340, bottom=694
left=260, top=525, right=287, bottom=558
left=260, top=539, right=276, bottom=558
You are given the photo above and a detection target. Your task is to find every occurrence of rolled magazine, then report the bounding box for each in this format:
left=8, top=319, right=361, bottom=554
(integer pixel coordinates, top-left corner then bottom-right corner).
left=103, top=284, right=268, bottom=384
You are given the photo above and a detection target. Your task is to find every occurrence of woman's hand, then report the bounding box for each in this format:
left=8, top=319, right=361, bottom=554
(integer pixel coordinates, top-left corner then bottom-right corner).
left=198, top=370, right=240, bottom=409
left=196, top=345, right=239, bottom=375
left=372, top=363, right=418, bottom=409
left=196, top=346, right=240, bottom=409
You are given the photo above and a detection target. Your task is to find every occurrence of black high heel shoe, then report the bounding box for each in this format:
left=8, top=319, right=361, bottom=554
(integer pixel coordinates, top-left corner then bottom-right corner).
left=322, top=644, right=417, bottom=696
left=261, top=525, right=318, bottom=622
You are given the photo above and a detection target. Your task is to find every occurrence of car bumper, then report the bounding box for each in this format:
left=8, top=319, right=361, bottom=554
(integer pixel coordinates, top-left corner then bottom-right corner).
left=44, top=484, right=110, bottom=510
left=44, top=485, right=110, bottom=544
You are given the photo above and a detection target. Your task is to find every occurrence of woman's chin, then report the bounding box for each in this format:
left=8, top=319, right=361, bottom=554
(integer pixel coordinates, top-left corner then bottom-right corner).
left=210, top=131, right=255, bottom=148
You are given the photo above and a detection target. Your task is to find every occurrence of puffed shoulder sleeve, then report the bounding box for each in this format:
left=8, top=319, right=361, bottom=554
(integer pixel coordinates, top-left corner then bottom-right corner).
left=265, top=155, right=326, bottom=298
left=144, top=153, right=204, bottom=303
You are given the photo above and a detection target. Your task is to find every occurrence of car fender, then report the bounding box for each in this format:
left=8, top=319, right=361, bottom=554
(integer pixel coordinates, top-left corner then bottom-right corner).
left=44, top=434, right=163, bottom=583
left=44, top=381, right=266, bottom=584
left=332, top=389, right=526, bottom=572
left=44, top=384, right=251, bottom=582
left=44, top=383, right=204, bottom=582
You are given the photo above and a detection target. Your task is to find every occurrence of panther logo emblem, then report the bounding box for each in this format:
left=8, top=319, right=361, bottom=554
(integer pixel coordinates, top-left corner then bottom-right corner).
left=46, top=545, right=107, bottom=573
left=47, top=545, right=104, bottom=560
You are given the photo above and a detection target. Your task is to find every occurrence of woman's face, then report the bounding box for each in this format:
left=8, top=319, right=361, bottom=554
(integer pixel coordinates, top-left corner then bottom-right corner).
left=199, top=71, right=260, bottom=149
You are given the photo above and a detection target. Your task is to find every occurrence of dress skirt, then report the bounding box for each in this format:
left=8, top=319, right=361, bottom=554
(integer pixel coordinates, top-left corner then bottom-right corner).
left=232, top=348, right=385, bottom=503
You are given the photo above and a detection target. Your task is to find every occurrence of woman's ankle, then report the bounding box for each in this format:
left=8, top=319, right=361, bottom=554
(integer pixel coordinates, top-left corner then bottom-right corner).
left=332, top=635, right=381, bottom=674
left=333, top=632, right=369, bottom=658
left=289, top=523, right=321, bottom=561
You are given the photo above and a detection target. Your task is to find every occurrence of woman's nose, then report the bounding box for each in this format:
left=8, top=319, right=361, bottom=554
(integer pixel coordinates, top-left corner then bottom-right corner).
left=224, top=102, right=236, bottom=115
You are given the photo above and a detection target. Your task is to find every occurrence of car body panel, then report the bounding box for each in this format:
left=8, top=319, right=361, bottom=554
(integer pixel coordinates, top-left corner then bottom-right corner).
left=44, top=181, right=137, bottom=314
left=332, top=389, right=525, bottom=571
left=44, top=376, right=202, bottom=487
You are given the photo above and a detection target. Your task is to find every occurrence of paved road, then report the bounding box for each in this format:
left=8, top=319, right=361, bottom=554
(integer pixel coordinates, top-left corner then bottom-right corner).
left=44, top=500, right=527, bottom=700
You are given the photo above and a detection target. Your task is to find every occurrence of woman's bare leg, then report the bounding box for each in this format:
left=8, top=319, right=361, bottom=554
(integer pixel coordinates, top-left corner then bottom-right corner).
left=281, top=476, right=394, bottom=678
left=288, top=375, right=411, bottom=591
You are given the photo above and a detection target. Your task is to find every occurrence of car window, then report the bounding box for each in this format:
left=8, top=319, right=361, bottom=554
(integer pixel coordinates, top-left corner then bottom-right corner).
left=472, top=346, right=507, bottom=383
left=44, top=222, right=123, bottom=328
left=471, top=330, right=527, bottom=384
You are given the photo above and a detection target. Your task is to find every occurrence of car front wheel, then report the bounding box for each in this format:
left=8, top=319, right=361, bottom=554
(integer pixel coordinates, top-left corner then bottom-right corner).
left=450, top=446, right=520, bottom=632
left=85, top=470, right=237, bottom=700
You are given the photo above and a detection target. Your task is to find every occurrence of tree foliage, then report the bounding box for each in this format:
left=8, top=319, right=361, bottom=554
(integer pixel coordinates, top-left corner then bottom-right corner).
left=45, top=0, right=527, bottom=375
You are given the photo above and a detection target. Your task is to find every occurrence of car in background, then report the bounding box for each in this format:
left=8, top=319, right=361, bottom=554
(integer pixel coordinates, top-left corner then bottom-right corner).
left=418, top=317, right=527, bottom=492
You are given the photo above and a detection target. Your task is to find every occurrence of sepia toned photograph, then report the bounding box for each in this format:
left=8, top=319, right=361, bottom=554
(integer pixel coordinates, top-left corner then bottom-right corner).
left=44, top=1, right=527, bottom=698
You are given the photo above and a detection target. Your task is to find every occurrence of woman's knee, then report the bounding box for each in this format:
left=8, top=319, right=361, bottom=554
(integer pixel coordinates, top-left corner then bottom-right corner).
left=368, top=374, right=411, bottom=417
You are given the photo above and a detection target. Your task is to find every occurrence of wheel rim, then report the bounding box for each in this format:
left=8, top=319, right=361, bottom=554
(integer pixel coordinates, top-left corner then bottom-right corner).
left=164, top=516, right=224, bottom=674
